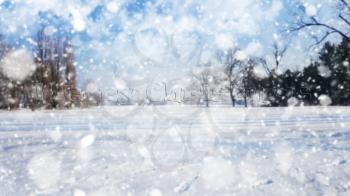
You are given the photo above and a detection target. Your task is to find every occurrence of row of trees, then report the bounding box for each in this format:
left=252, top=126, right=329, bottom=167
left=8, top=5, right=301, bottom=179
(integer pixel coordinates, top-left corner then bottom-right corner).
left=0, top=27, right=81, bottom=110
left=189, top=37, right=350, bottom=107
left=107, top=36, right=349, bottom=108
left=263, top=38, right=350, bottom=106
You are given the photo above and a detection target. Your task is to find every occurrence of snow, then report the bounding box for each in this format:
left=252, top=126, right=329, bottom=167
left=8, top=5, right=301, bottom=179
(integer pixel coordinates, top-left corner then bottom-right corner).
left=70, top=7, right=86, bottom=32
left=85, top=82, right=99, bottom=93
left=235, top=50, right=247, bottom=61
left=215, top=34, right=234, bottom=50
left=287, top=97, right=299, bottom=106
left=318, top=65, right=331, bottom=78
left=49, top=127, right=62, bottom=142
left=134, top=28, right=168, bottom=63
left=79, top=134, right=96, bottom=148
left=27, top=153, right=61, bottom=191
left=149, top=188, right=163, bottom=196
left=318, top=95, right=332, bottom=106
left=200, top=156, right=237, bottom=190
left=43, top=25, right=57, bottom=36
left=1, top=106, right=350, bottom=195
left=0, top=0, right=348, bottom=194
left=0, top=49, right=36, bottom=81
left=305, top=4, right=318, bottom=17
left=74, top=189, right=87, bottom=196
left=114, top=78, right=127, bottom=91
left=106, top=1, right=121, bottom=13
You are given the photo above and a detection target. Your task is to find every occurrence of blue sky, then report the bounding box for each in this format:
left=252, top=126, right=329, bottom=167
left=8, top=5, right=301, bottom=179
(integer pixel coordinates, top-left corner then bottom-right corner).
left=0, top=0, right=342, bottom=90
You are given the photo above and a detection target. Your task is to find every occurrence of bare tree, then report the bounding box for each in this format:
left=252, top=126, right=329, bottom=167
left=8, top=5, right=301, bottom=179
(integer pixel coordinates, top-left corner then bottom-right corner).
left=217, top=48, right=243, bottom=107
left=33, top=26, right=80, bottom=109
left=65, top=40, right=81, bottom=108
left=236, top=58, right=258, bottom=107
left=272, top=42, right=288, bottom=71
left=34, top=27, right=58, bottom=109
left=290, top=0, right=350, bottom=45
left=258, top=42, right=290, bottom=106
left=190, top=63, right=222, bottom=107
left=259, top=41, right=289, bottom=76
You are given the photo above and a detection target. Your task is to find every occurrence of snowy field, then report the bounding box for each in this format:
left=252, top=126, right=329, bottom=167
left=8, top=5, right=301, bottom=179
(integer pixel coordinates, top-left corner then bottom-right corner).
left=1, top=106, right=350, bottom=195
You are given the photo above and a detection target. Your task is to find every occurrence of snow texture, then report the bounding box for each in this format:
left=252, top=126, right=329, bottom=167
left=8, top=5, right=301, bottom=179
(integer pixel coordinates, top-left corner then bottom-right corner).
left=0, top=49, right=36, bottom=81
left=0, top=106, right=350, bottom=195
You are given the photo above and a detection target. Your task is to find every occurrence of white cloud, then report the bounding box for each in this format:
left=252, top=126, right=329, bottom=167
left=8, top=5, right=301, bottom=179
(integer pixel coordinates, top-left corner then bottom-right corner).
left=106, top=1, right=122, bottom=13
left=215, top=33, right=235, bottom=50
left=244, top=41, right=263, bottom=56
left=235, top=50, right=247, bottom=61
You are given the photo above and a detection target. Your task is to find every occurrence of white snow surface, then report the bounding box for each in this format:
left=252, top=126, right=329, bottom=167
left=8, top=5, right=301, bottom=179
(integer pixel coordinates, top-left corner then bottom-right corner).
left=1, top=106, right=350, bottom=195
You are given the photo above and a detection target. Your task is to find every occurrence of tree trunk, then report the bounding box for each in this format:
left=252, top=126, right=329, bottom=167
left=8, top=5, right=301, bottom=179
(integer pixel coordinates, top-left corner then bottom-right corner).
left=204, top=91, right=209, bottom=107
left=229, top=88, right=236, bottom=107
left=244, top=82, right=248, bottom=108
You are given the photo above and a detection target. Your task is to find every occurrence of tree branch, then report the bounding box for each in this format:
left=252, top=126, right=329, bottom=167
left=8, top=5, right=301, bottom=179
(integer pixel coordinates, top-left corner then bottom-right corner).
left=340, top=0, right=350, bottom=10
left=291, top=17, right=350, bottom=42
left=309, top=30, right=337, bottom=49
left=339, top=14, right=350, bottom=27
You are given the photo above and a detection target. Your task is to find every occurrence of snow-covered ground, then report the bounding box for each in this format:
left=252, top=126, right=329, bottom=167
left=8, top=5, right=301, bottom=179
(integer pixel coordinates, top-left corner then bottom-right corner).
left=1, top=106, right=350, bottom=195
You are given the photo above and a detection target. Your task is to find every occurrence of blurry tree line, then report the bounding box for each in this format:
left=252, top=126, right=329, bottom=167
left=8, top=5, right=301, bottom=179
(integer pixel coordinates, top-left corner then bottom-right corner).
left=0, top=26, right=81, bottom=110
left=105, top=38, right=350, bottom=108
left=259, top=0, right=350, bottom=107
left=188, top=37, right=350, bottom=107
left=261, top=38, right=350, bottom=106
